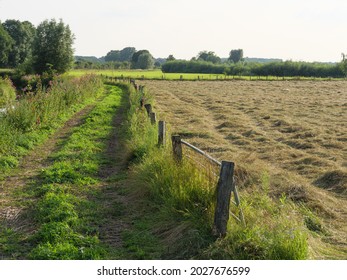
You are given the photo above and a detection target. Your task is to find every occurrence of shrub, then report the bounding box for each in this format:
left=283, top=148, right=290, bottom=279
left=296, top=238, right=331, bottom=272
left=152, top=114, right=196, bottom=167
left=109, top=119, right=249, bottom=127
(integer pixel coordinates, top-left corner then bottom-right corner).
left=0, top=77, right=16, bottom=107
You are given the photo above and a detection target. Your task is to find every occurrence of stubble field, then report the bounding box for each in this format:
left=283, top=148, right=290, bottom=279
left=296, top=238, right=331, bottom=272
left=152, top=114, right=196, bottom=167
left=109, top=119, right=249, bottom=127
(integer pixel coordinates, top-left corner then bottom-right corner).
left=140, top=80, right=347, bottom=258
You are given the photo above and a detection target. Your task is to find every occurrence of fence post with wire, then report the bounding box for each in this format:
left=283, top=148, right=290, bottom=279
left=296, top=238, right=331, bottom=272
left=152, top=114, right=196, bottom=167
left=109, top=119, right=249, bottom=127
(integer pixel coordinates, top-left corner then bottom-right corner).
left=171, top=135, right=245, bottom=237
left=138, top=89, right=245, bottom=238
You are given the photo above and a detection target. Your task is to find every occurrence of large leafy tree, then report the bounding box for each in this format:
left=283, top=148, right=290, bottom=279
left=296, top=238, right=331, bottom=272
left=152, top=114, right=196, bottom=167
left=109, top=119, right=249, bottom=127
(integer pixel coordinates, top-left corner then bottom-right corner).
left=197, top=51, right=221, bottom=64
left=228, top=49, right=244, bottom=63
left=2, top=20, right=35, bottom=67
left=137, top=53, right=154, bottom=69
left=0, top=22, right=13, bottom=67
left=131, top=50, right=154, bottom=69
left=105, top=50, right=120, bottom=62
left=32, top=19, right=74, bottom=74
left=105, top=47, right=136, bottom=62
left=119, top=47, right=136, bottom=62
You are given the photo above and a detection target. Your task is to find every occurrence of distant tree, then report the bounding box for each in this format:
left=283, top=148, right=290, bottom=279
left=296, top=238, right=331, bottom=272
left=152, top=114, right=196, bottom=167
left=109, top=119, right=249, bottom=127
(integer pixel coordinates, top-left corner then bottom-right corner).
left=197, top=51, right=221, bottom=64
left=167, top=54, right=175, bottom=61
left=228, top=49, right=244, bottom=63
left=105, top=47, right=135, bottom=62
left=105, top=50, right=120, bottom=62
left=2, top=20, right=35, bottom=67
left=131, top=50, right=154, bottom=69
left=119, top=47, right=136, bottom=62
left=137, top=53, right=154, bottom=69
left=32, top=19, right=74, bottom=74
left=341, top=53, right=347, bottom=76
left=0, top=23, right=13, bottom=67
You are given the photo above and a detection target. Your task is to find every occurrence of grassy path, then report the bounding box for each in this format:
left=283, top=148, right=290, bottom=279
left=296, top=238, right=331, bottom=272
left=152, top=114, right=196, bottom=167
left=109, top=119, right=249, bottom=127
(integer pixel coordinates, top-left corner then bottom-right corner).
left=0, top=85, right=132, bottom=259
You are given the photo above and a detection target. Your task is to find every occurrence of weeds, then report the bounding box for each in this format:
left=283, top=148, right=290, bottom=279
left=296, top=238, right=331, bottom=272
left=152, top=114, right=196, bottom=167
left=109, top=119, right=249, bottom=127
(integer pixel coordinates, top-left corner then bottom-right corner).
left=0, top=75, right=103, bottom=176
left=123, top=83, right=308, bottom=259
left=28, top=85, right=123, bottom=259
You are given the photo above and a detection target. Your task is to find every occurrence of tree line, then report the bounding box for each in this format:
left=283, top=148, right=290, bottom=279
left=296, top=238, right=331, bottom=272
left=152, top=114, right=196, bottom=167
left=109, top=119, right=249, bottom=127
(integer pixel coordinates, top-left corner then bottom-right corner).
left=0, top=19, right=74, bottom=75
left=162, top=50, right=346, bottom=78
left=75, top=47, right=158, bottom=70
left=2, top=18, right=346, bottom=78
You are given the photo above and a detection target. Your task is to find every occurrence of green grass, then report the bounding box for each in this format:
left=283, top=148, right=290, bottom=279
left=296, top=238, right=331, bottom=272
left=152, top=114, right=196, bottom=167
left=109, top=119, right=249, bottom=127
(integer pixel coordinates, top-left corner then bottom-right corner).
left=121, top=82, right=308, bottom=259
left=68, top=69, right=342, bottom=81
left=0, top=75, right=104, bottom=179
left=29, top=85, right=124, bottom=259
left=0, top=85, right=125, bottom=259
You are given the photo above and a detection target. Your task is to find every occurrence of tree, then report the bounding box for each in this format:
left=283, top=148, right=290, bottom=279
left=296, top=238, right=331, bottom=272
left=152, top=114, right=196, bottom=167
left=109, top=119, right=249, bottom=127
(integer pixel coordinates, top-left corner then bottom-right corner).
left=105, top=50, right=120, bottom=62
left=32, top=19, right=75, bottom=74
left=119, top=47, right=136, bottom=62
left=197, top=51, right=221, bottom=64
left=228, top=49, right=244, bottom=63
left=105, top=47, right=136, bottom=63
left=0, top=23, right=13, bottom=67
left=137, top=53, right=154, bottom=69
left=341, top=53, right=347, bottom=77
left=2, top=20, right=35, bottom=67
left=131, top=50, right=154, bottom=69
left=167, top=54, right=175, bottom=61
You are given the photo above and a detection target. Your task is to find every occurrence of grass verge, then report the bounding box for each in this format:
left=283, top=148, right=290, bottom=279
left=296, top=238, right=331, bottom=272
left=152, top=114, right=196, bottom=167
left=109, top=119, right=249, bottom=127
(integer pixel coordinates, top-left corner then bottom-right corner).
left=122, top=83, right=309, bottom=259
left=0, top=75, right=104, bottom=179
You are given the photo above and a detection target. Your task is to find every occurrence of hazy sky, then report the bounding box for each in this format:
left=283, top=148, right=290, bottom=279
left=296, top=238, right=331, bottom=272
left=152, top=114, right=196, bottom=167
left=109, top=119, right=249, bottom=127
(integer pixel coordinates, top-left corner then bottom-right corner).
left=1, top=0, right=346, bottom=62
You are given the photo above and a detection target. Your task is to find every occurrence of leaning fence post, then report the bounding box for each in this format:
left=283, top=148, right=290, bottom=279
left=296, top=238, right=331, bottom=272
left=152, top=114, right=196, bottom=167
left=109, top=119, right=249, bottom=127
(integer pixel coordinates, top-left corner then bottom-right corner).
left=171, top=135, right=182, bottom=162
left=158, top=121, right=166, bottom=147
left=144, top=104, right=152, bottom=116
left=213, top=161, right=235, bottom=237
left=150, top=112, right=156, bottom=125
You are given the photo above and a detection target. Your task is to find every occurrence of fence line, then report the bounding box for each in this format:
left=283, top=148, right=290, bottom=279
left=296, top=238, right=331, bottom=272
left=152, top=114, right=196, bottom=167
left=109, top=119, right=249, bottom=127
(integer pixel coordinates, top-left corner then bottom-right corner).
left=130, top=79, right=245, bottom=237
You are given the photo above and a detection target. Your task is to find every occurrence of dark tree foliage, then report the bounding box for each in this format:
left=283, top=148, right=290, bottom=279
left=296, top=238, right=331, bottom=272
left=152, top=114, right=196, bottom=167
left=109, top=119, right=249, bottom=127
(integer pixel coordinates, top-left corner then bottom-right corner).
left=167, top=55, right=175, bottom=61
left=162, top=60, right=344, bottom=78
left=131, top=50, right=154, bottom=69
left=197, top=51, right=221, bottom=64
left=341, top=53, right=347, bottom=76
left=119, top=47, right=136, bottom=62
left=105, top=47, right=136, bottom=62
left=32, top=19, right=74, bottom=74
left=2, top=20, right=35, bottom=67
left=0, top=23, right=13, bottom=67
left=162, top=60, right=226, bottom=74
left=228, top=49, right=244, bottom=63
left=105, top=50, right=120, bottom=62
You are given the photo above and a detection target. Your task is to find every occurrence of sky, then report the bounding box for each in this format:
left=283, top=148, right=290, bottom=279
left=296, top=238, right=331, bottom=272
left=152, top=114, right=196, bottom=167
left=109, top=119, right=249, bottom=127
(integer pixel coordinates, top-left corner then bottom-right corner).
left=1, top=0, right=346, bottom=62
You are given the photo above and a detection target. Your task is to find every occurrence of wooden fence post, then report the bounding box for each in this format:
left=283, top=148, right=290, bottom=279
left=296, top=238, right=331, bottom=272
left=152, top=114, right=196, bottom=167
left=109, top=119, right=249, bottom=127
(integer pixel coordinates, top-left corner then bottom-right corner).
left=171, top=135, right=182, bottom=162
left=214, top=161, right=235, bottom=237
left=144, top=104, right=152, bottom=116
left=150, top=112, right=156, bottom=125
left=158, top=121, right=166, bottom=147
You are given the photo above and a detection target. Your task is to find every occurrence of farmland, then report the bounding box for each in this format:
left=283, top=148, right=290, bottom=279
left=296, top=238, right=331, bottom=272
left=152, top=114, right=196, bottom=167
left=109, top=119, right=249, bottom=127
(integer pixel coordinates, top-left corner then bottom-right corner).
left=67, top=69, right=342, bottom=81
left=1, top=75, right=346, bottom=260
left=140, top=80, right=347, bottom=258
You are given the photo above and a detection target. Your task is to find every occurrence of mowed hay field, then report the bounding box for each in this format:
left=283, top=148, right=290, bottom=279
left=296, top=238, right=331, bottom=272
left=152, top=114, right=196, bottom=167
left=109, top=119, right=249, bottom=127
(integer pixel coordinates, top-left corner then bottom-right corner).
left=141, top=80, right=347, bottom=259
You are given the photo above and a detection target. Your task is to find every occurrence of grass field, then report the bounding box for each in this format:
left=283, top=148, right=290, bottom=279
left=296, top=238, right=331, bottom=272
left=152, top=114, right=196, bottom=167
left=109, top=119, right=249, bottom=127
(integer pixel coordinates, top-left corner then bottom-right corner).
left=68, top=69, right=342, bottom=81
left=140, top=80, right=347, bottom=259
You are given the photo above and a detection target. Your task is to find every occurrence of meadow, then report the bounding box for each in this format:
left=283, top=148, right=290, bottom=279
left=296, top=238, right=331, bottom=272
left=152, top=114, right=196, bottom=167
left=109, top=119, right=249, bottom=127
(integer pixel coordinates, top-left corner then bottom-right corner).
left=68, top=69, right=341, bottom=81
left=139, top=80, right=347, bottom=258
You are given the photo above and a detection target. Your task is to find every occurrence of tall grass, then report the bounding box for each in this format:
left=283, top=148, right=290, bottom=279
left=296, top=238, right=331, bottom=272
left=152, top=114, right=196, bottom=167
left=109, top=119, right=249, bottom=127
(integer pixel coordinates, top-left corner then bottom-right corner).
left=29, top=86, right=123, bottom=259
left=0, top=77, right=16, bottom=107
left=124, top=83, right=308, bottom=259
left=0, top=75, right=103, bottom=175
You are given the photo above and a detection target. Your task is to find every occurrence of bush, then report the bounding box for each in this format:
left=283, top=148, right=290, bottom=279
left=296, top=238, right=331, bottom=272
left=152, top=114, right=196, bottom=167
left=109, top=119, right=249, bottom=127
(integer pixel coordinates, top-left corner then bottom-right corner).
left=0, top=74, right=104, bottom=176
left=0, top=77, right=16, bottom=107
